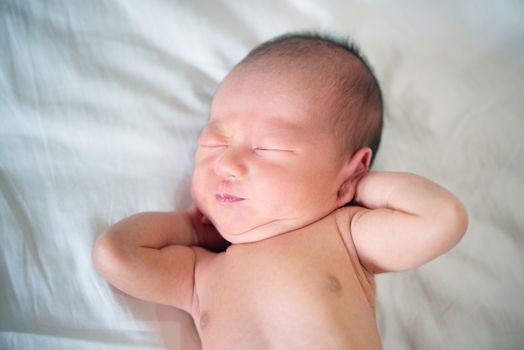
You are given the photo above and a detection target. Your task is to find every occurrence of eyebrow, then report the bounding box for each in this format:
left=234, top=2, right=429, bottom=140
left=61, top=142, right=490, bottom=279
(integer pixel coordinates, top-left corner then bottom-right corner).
left=203, top=120, right=224, bottom=132
left=265, top=117, right=304, bottom=131
left=205, top=117, right=304, bottom=133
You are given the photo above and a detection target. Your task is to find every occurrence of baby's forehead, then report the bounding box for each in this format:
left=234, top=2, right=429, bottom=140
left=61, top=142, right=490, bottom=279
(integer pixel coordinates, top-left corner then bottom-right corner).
left=211, top=70, right=345, bottom=133
left=230, top=51, right=366, bottom=110
left=218, top=63, right=343, bottom=113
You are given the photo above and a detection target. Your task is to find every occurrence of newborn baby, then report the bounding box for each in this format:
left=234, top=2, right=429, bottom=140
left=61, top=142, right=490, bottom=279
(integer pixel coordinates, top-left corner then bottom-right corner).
left=93, top=33, right=468, bottom=349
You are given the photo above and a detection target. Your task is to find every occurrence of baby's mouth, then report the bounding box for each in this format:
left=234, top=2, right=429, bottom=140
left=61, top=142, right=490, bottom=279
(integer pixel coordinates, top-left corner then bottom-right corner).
left=215, top=193, right=244, bottom=203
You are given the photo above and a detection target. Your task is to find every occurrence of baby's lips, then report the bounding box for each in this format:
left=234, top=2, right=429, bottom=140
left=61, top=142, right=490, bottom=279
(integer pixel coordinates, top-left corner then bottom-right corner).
left=215, top=193, right=244, bottom=203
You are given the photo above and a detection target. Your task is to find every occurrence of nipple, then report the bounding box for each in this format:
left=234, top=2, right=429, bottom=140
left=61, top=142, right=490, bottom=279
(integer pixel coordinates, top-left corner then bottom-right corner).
left=327, top=275, right=342, bottom=292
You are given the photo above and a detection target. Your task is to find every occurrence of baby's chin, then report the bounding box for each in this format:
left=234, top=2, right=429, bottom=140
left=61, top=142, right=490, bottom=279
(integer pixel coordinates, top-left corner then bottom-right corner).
left=213, top=222, right=272, bottom=244
left=211, top=216, right=302, bottom=244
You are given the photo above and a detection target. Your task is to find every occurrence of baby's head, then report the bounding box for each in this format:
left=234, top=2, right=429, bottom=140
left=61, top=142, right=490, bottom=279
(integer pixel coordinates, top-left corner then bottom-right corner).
left=192, top=33, right=383, bottom=243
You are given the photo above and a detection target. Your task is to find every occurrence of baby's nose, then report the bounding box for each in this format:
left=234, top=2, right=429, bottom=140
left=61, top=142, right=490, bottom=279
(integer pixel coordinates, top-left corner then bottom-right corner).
left=213, top=148, right=247, bottom=180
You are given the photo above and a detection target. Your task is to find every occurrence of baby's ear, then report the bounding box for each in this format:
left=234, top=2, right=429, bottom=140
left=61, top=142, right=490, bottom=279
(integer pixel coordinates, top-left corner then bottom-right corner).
left=336, top=148, right=372, bottom=206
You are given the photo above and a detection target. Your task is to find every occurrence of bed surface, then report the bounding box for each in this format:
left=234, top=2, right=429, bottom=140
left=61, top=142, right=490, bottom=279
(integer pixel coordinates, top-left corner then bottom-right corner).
left=1, top=1, right=524, bottom=349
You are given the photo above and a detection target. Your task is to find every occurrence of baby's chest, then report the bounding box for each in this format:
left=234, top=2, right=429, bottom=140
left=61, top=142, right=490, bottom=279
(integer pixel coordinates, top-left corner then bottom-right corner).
left=194, top=228, right=366, bottom=335
left=200, top=226, right=350, bottom=301
left=191, top=216, right=381, bottom=349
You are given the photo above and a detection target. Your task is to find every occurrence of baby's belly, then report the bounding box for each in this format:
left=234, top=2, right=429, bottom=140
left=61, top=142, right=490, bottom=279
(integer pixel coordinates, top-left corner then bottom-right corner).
left=194, top=224, right=382, bottom=349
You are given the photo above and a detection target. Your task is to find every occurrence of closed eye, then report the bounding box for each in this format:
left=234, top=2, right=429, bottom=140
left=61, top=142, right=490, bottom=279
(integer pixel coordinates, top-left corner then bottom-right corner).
left=254, top=147, right=294, bottom=154
left=200, top=144, right=226, bottom=147
left=199, top=144, right=228, bottom=151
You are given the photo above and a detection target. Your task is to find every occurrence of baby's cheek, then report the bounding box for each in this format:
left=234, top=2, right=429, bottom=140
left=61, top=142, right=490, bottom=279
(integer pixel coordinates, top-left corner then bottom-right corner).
left=294, top=173, right=329, bottom=202
left=191, top=171, right=207, bottom=202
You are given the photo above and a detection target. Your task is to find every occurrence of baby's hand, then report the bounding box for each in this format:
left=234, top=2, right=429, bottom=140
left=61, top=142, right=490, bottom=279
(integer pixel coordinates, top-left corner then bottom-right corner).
left=191, top=209, right=231, bottom=253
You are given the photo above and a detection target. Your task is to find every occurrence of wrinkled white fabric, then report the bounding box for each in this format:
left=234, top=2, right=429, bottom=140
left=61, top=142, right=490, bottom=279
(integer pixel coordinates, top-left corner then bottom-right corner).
left=1, top=1, right=523, bottom=349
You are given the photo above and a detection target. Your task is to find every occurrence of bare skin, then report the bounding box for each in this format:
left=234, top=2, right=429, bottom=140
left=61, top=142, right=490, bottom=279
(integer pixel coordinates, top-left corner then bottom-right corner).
left=93, top=172, right=466, bottom=349
left=191, top=207, right=381, bottom=349
left=93, top=63, right=468, bottom=349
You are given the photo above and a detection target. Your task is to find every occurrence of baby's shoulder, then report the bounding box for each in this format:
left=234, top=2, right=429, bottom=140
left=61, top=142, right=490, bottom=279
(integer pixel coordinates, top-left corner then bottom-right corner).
left=332, top=206, right=377, bottom=298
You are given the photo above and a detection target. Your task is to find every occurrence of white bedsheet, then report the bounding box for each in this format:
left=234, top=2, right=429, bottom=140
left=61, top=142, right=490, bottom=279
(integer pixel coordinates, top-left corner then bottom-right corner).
left=1, top=1, right=523, bottom=349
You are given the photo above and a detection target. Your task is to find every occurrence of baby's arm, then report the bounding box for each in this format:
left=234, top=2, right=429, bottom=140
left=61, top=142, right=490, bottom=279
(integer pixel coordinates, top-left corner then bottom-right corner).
left=351, top=172, right=468, bottom=273
left=92, top=211, right=225, bottom=313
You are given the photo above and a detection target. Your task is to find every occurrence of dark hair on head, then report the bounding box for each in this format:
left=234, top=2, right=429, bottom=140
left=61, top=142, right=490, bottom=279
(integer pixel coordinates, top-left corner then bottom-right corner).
left=239, top=32, right=383, bottom=166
